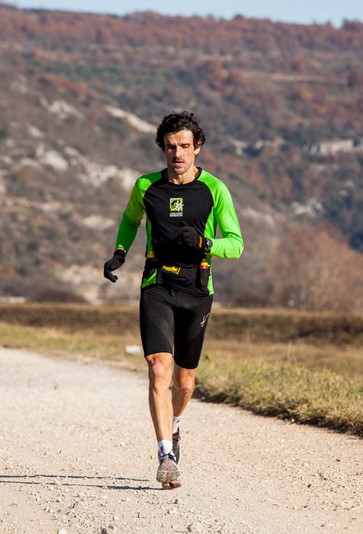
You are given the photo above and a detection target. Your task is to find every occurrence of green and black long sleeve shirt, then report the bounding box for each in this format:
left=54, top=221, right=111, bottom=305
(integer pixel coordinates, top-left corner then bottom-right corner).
left=114, top=167, right=243, bottom=295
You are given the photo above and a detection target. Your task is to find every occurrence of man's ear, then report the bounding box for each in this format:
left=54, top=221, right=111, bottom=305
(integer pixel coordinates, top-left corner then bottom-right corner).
left=194, top=142, right=202, bottom=156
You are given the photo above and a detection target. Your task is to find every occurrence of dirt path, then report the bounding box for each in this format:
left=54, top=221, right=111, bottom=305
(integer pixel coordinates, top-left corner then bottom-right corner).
left=0, top=347, right=362, bottom=534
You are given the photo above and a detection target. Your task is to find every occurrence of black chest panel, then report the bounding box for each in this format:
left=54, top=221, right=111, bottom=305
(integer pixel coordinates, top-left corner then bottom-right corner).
left=143, top=175, right=214, bottom=267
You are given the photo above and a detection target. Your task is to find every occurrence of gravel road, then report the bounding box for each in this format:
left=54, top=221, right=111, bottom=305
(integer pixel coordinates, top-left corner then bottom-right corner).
left=0, top=347, right=362, bottom=534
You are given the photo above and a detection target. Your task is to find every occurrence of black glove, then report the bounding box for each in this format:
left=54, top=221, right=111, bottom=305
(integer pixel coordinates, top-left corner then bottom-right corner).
left=103, top=249, right=126, bottom=283
left=175, top=222, right=205, bottom=250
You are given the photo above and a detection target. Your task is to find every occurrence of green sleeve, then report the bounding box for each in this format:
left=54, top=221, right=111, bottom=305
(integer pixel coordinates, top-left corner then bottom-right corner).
left=114, top=180, right=145, bottom=252
left=202, top=173, right=244, bottom=259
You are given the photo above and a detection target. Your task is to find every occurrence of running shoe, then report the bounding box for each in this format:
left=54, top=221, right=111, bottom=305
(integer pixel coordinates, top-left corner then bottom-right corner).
left=156, top=453, right=181, bottom=486
left=172, top=430, right=181, bottom=464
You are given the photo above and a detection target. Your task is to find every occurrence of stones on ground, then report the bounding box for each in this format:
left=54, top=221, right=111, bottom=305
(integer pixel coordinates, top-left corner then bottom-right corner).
left=101, top=527, right=118, bottom=534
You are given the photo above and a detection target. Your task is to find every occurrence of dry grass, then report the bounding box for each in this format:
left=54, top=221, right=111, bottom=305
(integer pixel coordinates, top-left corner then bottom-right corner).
left=197, top=352, right=363, bottom=436
left=0, top=303, right=362, bottom=436
left=203, top=338, right=363, bottom=377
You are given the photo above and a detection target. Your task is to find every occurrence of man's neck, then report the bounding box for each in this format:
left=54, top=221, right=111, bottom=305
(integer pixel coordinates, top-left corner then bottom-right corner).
left=167, top=166, right=198, bottom=185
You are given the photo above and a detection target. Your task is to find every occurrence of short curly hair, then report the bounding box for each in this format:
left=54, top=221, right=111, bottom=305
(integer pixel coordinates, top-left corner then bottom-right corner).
left=155, top=111, right=206, bottom=151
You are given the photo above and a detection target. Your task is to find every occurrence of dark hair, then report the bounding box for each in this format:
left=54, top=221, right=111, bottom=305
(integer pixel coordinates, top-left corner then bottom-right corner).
left=155, top=111, right=206, bottom=150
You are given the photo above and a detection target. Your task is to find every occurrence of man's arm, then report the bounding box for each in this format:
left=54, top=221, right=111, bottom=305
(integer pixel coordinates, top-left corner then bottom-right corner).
left=205, top=179, right=244, bottom=259
left=104, top=180, right=146, bottom=283
left=114, top=180, right=145, bottom=252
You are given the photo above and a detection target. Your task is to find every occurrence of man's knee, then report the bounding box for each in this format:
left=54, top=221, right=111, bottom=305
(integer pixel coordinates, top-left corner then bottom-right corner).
left=173, top=372, right=195, bottom=397
left=146, top=352, right=173, bottom=388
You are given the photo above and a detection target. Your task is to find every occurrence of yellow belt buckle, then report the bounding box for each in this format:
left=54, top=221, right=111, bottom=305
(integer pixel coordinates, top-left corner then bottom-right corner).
left=161, top=265, right=181, bottom=275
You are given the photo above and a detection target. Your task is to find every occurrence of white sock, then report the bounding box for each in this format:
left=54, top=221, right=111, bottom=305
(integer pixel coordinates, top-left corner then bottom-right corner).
left=172, top=416, right=182, bottom=434
left=158, top=439, right=173, bottom=460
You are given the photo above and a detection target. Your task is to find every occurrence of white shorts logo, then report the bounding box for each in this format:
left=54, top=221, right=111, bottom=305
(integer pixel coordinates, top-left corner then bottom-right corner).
left=200, top=313, right=210, bottom=328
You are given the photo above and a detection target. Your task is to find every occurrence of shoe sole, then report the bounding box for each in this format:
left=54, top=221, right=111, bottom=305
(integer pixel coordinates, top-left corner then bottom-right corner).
left=156, top=468, right=181, bottom=484
left=156, top=458, right=181, bottom=485
left=162, top=480, right=182, bottom=490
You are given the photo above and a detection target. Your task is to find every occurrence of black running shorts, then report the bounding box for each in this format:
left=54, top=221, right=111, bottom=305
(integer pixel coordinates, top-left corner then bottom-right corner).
left=139, top=285, right=213, bottom=369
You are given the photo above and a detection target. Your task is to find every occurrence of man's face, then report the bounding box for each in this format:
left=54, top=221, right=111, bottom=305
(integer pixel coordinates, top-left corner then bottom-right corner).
left=163, top=129, right=201, bottom=177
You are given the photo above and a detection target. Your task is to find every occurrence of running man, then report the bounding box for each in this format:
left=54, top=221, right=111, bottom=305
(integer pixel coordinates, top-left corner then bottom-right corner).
left=104, top=111, right=243, bottom=488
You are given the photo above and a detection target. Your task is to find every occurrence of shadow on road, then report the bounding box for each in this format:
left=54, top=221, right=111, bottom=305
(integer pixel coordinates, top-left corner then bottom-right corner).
left=0, top=472, right=158, bottom=491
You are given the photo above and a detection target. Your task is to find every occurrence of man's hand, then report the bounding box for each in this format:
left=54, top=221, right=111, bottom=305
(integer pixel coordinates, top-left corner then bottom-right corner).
left=175, top=222, right=205, bottom=250
left=103, top=249, right=126, bottom=283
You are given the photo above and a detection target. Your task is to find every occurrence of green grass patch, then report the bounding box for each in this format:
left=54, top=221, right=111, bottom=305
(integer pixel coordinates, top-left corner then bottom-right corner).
left=196, top=356, right=363, bottom=436
left=0, top=322, right=145, bottom=372
left=0, top=303, right=362, bottom=437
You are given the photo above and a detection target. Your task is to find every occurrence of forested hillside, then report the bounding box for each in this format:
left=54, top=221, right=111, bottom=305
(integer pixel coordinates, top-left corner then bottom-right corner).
left=0, top=5, right=362, bottom=309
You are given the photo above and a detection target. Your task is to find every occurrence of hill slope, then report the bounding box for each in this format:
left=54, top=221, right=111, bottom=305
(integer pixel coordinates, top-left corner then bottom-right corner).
left=0, top=6, right=362, bottom=308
